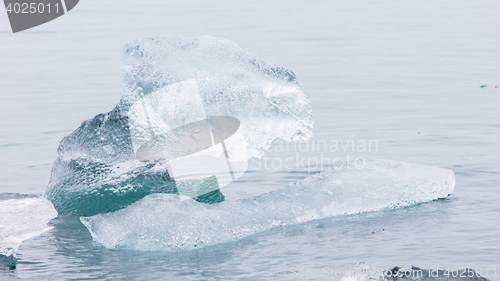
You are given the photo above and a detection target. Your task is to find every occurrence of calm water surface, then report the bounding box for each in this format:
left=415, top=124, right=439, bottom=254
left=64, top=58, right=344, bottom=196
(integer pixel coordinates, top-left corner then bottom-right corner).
left=0, top=0, right=499, bottom=280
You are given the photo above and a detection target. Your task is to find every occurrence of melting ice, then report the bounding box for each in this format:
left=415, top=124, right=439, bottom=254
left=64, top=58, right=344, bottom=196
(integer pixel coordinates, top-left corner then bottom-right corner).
left=0, top=194, right=57, bottom=268
left=45, top=36, right=313, bottom=216
left=81, top=159, right=455, bottom=251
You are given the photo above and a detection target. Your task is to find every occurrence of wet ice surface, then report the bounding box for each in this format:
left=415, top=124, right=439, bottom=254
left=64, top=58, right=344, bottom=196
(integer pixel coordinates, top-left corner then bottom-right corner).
left=80, top=159, right=454, bottom=251
left=45, top=35, right=312, bottom=216
left=0, top=195, right=57, bottom=269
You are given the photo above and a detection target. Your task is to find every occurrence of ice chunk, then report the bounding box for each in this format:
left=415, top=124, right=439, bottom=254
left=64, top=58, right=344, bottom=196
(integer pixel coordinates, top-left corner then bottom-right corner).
left=0, top=194, right=57, bottom=268
left=121, top=36, right=313, bottom=160
left=80, top=159, right=454, bottom=251
left=46, top=36, right=313, bottom=216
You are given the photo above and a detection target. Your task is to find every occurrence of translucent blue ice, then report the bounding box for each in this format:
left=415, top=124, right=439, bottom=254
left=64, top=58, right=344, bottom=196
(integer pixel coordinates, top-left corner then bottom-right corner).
left=81, top=159, right=455, bottom=251
left=0, top=194, right=57, bottom=268
left=45, top=36, right=313, bottom=216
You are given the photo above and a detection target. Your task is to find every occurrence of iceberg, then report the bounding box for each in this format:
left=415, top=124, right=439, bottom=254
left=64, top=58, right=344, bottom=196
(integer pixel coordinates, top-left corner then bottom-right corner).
left=45, top=36, right=313, bottom=216
left=0, top=194, right=57, bottom=268
left=80, top=159, right=455, bottom=251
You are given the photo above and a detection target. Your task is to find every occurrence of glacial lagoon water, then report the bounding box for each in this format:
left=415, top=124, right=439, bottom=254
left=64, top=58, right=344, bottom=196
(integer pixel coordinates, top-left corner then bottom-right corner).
left=1, top=0, right=499, bottom=280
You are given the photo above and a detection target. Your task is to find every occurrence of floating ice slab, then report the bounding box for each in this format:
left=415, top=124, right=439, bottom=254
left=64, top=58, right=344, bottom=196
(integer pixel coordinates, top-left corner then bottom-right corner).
left=46, top=35, right=312, bottom=216
left=80, top=159, right=455, bottom=251
left=0, top=194, right=57, bottom=268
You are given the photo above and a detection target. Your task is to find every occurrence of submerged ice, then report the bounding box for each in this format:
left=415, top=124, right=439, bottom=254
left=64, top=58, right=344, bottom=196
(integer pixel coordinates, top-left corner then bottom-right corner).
left=80, top=159, right=455, bottom=251
left=0, top=194, right=57, bottom=268
left=45, top=36, right=313, bottom=216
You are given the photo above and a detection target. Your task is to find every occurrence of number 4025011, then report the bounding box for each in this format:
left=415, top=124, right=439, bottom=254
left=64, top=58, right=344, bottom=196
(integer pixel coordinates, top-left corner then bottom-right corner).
left=5, top=3, right=61, bottom=14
